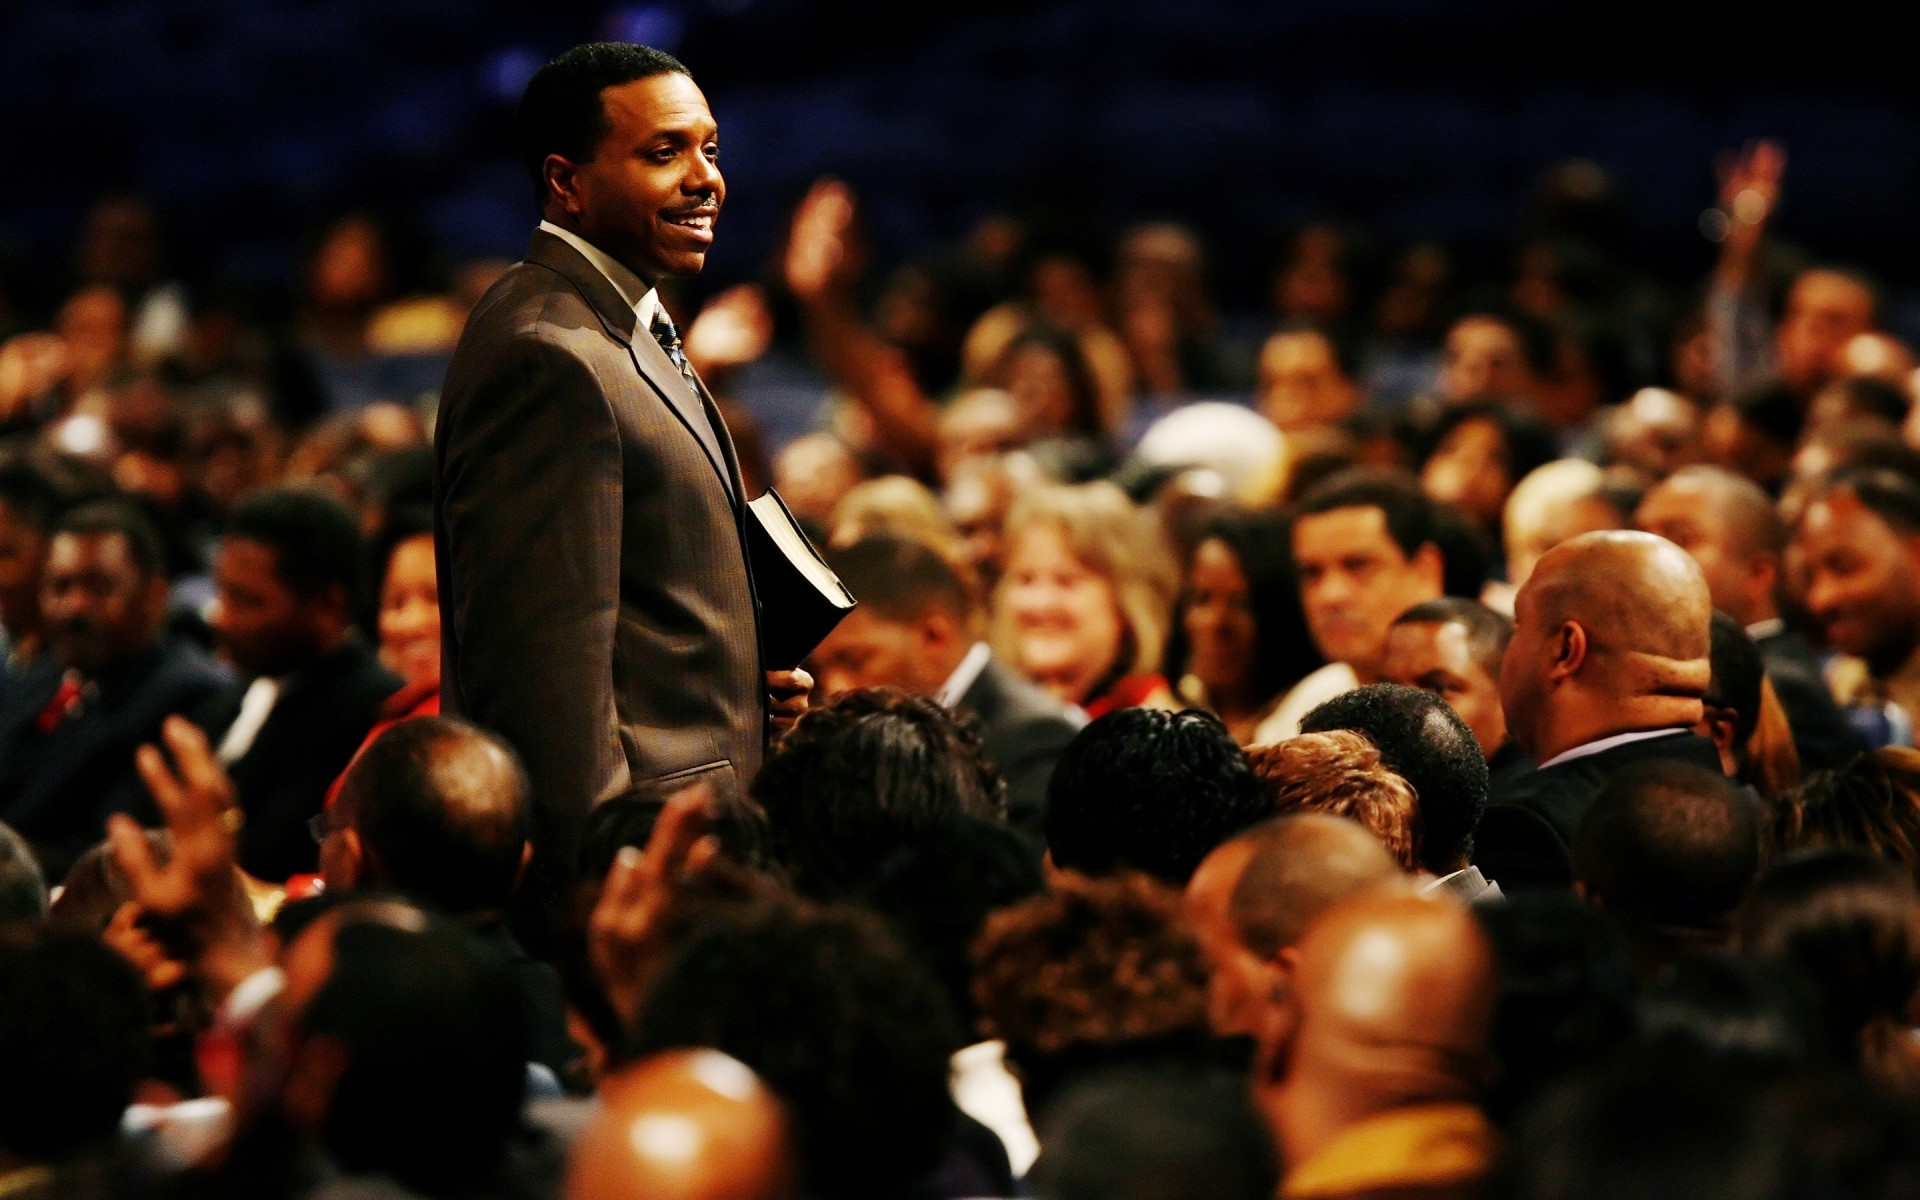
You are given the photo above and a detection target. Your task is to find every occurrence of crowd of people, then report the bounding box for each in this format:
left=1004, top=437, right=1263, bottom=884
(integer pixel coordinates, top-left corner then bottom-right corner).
left=7, top=102, right=1920, bottom=1199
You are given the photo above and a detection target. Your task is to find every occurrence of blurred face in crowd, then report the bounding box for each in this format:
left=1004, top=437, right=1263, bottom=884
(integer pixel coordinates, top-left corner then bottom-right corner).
left=936, top=391, right=1024, bottom=483
left=945, top=456, right=1019, bottom=589
left=544, top=72, right=725, bottom=283
left=1257, top=330, right=1357, bottom=432
left=39, top=530, right=166, bottom=676
left=1183, top=537, right=1259, bottom=703
left=378, top=534, right=439, bottom=690
left=1421, top=417, right=1512, bottom=528
left=1001, top=521, right=1125, bottom=704
left=1440, top=316, right=1533, bottom=404
left=1635, top=479, right=1775, bottom=628
left=308, top=218, right=391, bottom=312
left=78, top=197, right=163, bottom=290
left=1777, top=270, right=1875, bottom=395
left=0, top=499, right=46, bottom=639
left=56, top=285, right=129, bottom=392
left=1795, top=488, right=1920, bottom=672
left=1292, top=505, right=1443, bottom=681
left=1607, top=389, right=1703, bottom=484
left=1006, top=341, right=1083, bottom=438
left=211, top=538, right=339, bottom=677
left=1382, top=620, right=1508, bottom=759
left=810, top=605, right=961, bottom=701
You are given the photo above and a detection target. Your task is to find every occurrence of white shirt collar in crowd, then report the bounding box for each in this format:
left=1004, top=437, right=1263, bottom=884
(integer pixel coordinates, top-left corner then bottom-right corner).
left=537, top=220, right=661, bottom=330
left=937, top=642, right=994, bottom=709
left=1536, top=726, right=1690, bottom=770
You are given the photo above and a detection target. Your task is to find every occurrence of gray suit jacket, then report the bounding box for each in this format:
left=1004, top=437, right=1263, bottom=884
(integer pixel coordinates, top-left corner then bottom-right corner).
left=435, top=229, right=764, bottom=855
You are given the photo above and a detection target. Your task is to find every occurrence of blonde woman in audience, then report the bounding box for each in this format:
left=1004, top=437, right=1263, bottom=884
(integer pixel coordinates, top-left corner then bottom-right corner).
left=1245, top=730, right=1423, bottom=871
left=993, top=482, right=1179, bottom=718
left=827, top=475, right=962, bottom=560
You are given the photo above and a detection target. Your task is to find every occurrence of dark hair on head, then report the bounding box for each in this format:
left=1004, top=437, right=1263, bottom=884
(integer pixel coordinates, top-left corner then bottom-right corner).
left=824, top=533, right=978, bottom=625
left=363, top=502, right=434, bottom=633
left=1740, top=848, right=1920, bottom=1090
left=1167, top=507, right=1321, bottom=703
left=0, top=458, right=65, bottom=533
left=1733, top=381, right=1807, bottom=450
left=628, top=896, right=961, bottom=1200
left=1299, top=683, right=1490, bottom=872
left=1422, top=401, right=1559, bottom=490
left=1007, top=322, right=1106, bottom=438
left=52, top=500, right=168, bottom=580
left=752, top=688, right=1005, bottom=898
left=1294, top=467, right=1442, bottom=564
left=1572, top=760, right=1761, bottom=936
left=1636, top=955, right=1824, bottom=1072
left=1814, top=466, right=1920, bottom=536
left=1474, top=894, right=1637, bottom=1125
left=1452, top=306, right=1558, bottom=378
left=0, top=925, right=151, bottom=1163
left=1831, top=376, right=1913, bottom=427
left=225, top=485, right=367, bottom=606
left=1392, top=596, right=1514, bottom=678
left=516, top=42, right=690, bottom=210
left=335, top=717, right=530, bottom=916
left=1430, top=500, right=1494, bottom=597
left=575, top=791, right=771, bottom=883
left=972, top=872, right=1213, bottom=1115
left=1045, top=709, right=1266, bottom=886
left=0, top=822, right=46, bottom=924
left=1271, top=319, right=1362, bottom=380
left=298, top=905, right=530, bottom=1192
left=1032, top=1063, right=1279, bottom=1200
left=1776, top=747, right=1920, bottom=886
left=1706, top=611, right=1765, bottom=753
left=852, top=814, right=1045, bottom=1031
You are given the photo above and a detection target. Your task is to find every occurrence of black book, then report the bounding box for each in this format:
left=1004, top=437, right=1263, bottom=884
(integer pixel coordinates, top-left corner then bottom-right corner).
left=745, top=489, right=857, bottom=670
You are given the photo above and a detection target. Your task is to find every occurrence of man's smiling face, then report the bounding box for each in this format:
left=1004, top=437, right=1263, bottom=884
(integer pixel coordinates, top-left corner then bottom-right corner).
left=555, top=71, right=724, bottom=282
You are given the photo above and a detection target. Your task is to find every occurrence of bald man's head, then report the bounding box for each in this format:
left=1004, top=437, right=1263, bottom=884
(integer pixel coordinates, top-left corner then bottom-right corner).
left=1499, top=531, right=1713, bottom=761
left=327, top=717, right=531, bottom=915
left=1186, top=815, right=1400, bottom=1037
left=1261, top=894, right=1496, bottom=1168
left=568, top=1050, right=795, bottom=1200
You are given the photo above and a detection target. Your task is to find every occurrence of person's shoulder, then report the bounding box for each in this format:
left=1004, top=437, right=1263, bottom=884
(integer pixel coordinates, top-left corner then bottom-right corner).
left=147, top=642, right=232, bottom=698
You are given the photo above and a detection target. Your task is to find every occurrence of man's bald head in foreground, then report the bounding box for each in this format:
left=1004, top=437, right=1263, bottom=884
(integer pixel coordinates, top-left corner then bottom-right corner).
left=1186, top=815, right=1401, bottom=1037
left=1499, top=531, right=1713, bottom=763
left=1259, top=894, right=1496, bottom=1171
left=568, top=1050, right=796, bottom=1200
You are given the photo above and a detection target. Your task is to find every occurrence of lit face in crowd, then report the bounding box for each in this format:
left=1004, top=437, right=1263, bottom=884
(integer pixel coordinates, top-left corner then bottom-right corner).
left=1000, top=522, right=1125, bottom=705
left=378, top=534, right=441, bottom=691
left=1382, top=619, right=1509, bottom=760
left=39, top=530, right=165, bottom=677
left=1795, top=488, right=1920, bottom=674
left=1182, top=537, right=1259, bottom=703
left=1292, top=506, right=1442, bottom=682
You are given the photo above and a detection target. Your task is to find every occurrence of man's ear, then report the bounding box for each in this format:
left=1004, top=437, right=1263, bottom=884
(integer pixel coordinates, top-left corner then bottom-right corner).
left=920, top=608, right=960, bottom=653
left=1547, top=620, right=1589, bottom=682
left=543, top=155, right=585, bottom=219
left=1412, top=542, right=1446, bottom=593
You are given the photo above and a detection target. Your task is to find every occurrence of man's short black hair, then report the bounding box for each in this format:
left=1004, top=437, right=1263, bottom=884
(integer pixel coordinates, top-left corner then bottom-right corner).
left=628, top=897, right=961, bottom=1200
left=298, top=905, right=530, bottom=1193
left=0, top=926, right=150, bottom=1163
left=53, top=500, right=168, bottom=580
left=1299, top=683, right=1490, bottom=872
left=1815, top=466, right=1920, bottom=537
left=516, top=42, right=690, bottom=210
left=0, top=821, right=47, bottom=925
left=1294, top=468, right=1442, bottom=565
left=1032, top=1063, right=1278, bottom=1200
left=1571, top=760, right=1760, bottom=933
left=0, top=459, right=64, bottom=533
left=825, top=533, right=978, bottom=625
left=753, top=688, right=1005, bottom=898
left=1705, top=612, right=1764, bottom=752
left=1392, top=596, right=1514, bottom=679
left=1045, top=709, right=1267, bottom=886
left=225, top=485, right=367, bottom=605
left=336, top=718, right=530, bottom=916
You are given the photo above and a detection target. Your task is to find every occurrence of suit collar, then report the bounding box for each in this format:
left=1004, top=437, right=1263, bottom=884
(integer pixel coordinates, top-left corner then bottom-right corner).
left=524, top=228, right=640, bottom=346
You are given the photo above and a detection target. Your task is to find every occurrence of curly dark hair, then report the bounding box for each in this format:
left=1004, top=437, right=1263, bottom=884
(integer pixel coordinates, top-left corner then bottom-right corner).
left=1045, top=708, right=1266, bottom=885
left=627, top=896, right=961, bottom=1200
left=972, top=872, right=1213, bottom=1113
left=752, top=687, right=1005, bottom=898
left=1775, top=748, right=1920, bottom=887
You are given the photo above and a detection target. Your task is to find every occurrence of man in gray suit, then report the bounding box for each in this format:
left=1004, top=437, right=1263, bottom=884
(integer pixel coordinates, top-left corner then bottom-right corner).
left=435, top=43, right=808, bottom=889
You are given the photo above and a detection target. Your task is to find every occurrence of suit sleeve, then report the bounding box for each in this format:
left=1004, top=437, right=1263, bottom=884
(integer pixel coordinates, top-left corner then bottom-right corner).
left=439, top=336, right=626, bottom=832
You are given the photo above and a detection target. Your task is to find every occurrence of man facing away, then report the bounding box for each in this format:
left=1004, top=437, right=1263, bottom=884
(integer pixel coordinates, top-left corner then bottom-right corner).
left=435, top=43, right=806, bottom=895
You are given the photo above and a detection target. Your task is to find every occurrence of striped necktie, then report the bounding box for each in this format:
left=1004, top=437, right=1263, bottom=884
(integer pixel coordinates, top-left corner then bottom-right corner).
left=650, top=309, right=704, bottom=398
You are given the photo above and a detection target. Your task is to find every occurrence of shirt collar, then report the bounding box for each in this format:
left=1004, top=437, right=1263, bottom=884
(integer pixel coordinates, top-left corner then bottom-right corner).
left=937, top=642, right=994, bottom=709
left=1537, top=726, right=1690, bottom=770
left=1745, top=617, right=1786, bottom=640
left=537, top=220, right=660, bottom=329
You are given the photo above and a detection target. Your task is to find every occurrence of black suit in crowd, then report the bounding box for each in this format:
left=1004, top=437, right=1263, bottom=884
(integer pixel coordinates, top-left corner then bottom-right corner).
left=199, top=639, right=400, bottom=882
left=1755, top=628, right=1866, bottom=770
left=0, top=642, right=229, bottom=880
left=955, top=654, right=1083, bottom=833
left=1472, top=730, right=1727, bottom=891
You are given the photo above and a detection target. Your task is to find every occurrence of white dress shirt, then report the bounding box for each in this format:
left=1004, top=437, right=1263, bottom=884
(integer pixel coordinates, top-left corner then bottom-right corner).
left=936, top=642, right=994, bottom=709
left=1535, top=726, right=1688, bottom=770
left=537, top=220, right=660, bottom=329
